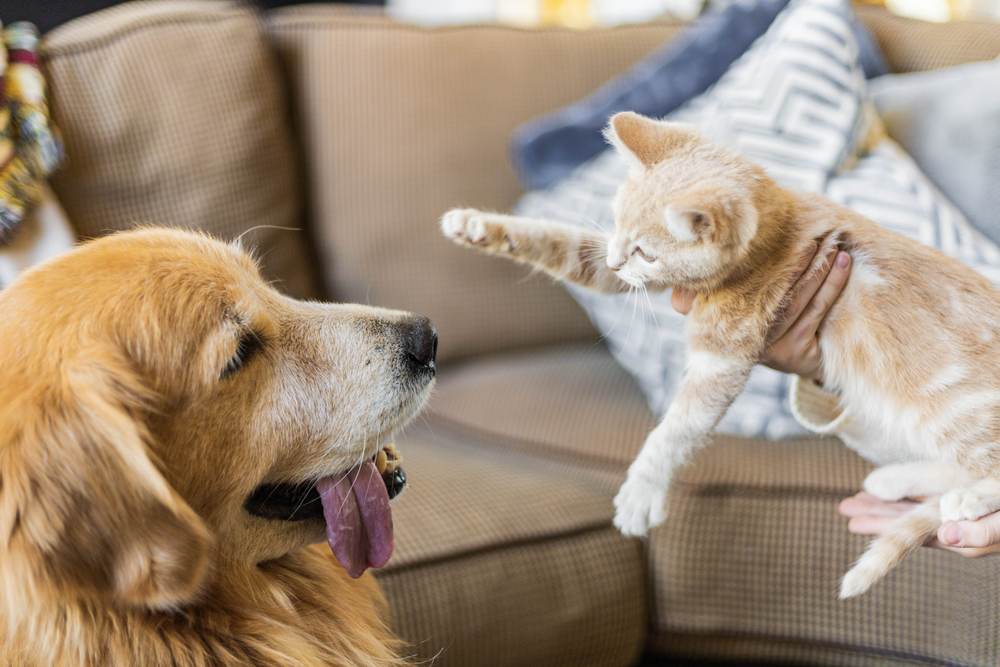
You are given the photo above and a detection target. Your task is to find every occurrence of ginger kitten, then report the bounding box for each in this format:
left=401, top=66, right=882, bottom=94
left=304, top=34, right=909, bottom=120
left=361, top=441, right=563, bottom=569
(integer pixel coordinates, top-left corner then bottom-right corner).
left=441, top=111, right=1000, bottom=598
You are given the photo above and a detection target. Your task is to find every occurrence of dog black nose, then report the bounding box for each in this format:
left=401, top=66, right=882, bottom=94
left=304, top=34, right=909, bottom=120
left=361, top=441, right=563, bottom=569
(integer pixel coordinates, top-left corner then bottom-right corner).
left=404, top=316, right=437, bottom=371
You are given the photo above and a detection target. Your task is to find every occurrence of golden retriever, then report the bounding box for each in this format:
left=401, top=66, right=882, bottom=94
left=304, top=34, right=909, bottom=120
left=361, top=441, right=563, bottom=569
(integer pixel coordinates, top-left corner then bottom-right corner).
left=0, top=228, right=436, bottom=666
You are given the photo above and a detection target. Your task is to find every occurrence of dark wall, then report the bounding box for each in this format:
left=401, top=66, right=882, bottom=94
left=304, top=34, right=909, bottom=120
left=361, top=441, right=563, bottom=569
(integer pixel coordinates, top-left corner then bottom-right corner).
left=2, top=0, right=383, bottom=35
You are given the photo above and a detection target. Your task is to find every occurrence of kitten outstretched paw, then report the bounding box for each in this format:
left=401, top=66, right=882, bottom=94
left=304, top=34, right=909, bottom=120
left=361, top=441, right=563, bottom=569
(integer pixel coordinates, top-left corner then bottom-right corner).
left=613, top=476, right=668, bottom=537
left=441, top=208, right=489, bottom=246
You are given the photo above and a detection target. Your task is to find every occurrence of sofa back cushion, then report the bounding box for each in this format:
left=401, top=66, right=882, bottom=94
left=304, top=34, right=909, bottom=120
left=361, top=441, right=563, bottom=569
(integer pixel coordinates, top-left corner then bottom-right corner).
left=43, top=0, right=322, bottom=300
left=856, top=4, right=1000, bottom=73
left=266, top=8, right=683, bottom=363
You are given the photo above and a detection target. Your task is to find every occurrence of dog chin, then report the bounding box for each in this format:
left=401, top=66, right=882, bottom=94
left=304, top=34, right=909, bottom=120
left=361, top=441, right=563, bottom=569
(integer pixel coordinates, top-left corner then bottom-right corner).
left=243, top=380, right=432, bottom=569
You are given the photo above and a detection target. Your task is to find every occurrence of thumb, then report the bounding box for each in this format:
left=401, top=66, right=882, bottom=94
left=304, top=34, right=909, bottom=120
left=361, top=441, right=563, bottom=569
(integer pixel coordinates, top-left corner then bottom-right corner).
left=670, top=287, right=696, bottom=315
left=940, top=513, right=1000, bottom=548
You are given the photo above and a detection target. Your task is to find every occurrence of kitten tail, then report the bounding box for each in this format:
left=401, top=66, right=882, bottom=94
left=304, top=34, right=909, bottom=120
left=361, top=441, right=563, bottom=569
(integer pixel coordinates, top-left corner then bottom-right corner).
left=839, top=499, right=940, bottom=599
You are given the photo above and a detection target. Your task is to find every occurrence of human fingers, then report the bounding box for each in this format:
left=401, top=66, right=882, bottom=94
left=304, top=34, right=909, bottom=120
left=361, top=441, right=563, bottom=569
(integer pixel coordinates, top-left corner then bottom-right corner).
left=784, top=251, right=851, bottom=345
left=937, top=513, right=1000, bottom=555
left=670, top=286, right=696, bottom=315
left=767, top=244, right=821, bottom=343
left=845, top=514, right=899, bottom=536
left=840, top=492, right=917, bottom=537
left=928, top=539, right=1000, bottom=558
left=839, top=492, right=916, bottom=519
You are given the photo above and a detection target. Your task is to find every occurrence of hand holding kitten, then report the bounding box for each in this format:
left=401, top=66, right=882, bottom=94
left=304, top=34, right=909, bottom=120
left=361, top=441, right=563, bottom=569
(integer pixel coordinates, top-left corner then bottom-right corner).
left=671, top=244, right=852, bottom=382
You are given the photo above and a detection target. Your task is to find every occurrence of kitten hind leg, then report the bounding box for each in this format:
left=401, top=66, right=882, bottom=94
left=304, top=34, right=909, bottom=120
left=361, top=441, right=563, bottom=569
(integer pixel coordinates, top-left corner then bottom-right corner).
left=839, top=498, right=940, bottom=599
left=440, top=208, right=630, bottom=294
left=940, top=477, right=1000, bottom=523
left=863, top=461, right=975, bottom=502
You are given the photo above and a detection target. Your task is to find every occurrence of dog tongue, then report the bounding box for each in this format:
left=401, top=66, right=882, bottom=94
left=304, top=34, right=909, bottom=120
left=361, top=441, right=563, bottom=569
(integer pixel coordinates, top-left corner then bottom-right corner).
left=315, top=461, right=393, bottom=578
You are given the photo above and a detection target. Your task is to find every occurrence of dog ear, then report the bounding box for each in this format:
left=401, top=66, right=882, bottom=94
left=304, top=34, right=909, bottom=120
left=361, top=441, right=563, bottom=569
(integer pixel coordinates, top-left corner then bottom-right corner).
left=4, top=349, right=212, bottom=611
left=605, top=112, right=699, bottom=174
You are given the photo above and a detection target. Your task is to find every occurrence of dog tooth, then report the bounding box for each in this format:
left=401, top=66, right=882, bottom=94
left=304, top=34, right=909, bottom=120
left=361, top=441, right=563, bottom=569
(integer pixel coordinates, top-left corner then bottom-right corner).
left=375, top=450, right=388, bottom=475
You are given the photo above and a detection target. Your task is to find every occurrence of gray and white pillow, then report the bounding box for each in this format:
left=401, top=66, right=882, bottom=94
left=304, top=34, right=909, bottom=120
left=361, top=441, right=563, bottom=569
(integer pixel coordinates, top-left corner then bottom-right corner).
left=868, top=58, right=1000, bottom=247
left=515, top=0, right=1000, bottom=439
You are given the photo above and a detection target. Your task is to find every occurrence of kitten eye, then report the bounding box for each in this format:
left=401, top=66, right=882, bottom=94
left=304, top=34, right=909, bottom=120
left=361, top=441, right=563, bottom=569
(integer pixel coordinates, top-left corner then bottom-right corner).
left=222, top=331, right=264, bottom=379
left=632, top=245, right=656, bottom=263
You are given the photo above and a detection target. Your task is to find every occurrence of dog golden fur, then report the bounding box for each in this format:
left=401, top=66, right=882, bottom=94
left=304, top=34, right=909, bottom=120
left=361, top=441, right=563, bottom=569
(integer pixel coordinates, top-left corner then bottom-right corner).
left=0, top=228, right=437, bottom=666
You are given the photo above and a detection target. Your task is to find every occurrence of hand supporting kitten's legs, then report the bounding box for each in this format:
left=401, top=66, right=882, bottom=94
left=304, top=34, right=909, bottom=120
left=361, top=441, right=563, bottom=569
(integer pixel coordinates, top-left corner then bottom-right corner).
left=841, top=468, right=1000, bottom=597
left=441, top=208, right=632, bottom=294
left=941, top=478, right=1000, bottom=523
left=841, top=491, right=1000, bottom=556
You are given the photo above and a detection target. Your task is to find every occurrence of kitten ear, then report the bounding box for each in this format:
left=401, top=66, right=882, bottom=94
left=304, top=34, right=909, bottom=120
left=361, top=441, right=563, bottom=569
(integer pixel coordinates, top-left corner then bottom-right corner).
left=665, top=190, right=758, bottom=247
left=605, top=112, right=698, bottom=173
left=664, top=205, right=715, bottom=243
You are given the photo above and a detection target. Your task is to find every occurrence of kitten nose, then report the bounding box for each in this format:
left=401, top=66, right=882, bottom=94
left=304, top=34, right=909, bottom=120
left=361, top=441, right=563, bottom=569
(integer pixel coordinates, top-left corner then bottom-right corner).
left=607, top=254, right=625, bottom=272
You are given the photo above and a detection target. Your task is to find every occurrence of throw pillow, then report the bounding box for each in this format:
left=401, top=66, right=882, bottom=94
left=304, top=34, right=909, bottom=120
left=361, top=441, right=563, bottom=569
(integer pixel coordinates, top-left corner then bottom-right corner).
left=514, top=0, right=1000, bottom=439
left=867, top=57, right=1000, bottom=247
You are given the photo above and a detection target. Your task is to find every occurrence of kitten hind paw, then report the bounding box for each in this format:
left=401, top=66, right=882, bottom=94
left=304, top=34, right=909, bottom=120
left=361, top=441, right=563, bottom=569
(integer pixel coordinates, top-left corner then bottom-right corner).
left=863, top=466, right=911, bottom=502
left=613, top=476, right=668, bottom=537
left=940, top=487, right=1000, bottom=523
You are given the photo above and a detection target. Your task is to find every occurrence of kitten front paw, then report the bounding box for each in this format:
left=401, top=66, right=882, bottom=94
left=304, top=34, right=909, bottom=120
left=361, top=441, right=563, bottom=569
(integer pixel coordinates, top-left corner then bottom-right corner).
left=613, top=475, right=668, bottom=537
left=940, top=487, right=1000, bottom=523
left=440, top=208, right=490, bottom=246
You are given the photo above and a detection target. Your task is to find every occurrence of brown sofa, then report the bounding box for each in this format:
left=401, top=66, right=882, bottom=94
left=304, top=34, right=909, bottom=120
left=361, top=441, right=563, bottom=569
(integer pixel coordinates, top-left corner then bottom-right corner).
left=36, top=2, right=1000, bottom=665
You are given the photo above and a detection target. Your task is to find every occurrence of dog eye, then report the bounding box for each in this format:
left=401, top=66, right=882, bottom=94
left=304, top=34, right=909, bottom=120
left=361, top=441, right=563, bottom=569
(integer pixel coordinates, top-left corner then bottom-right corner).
left=221, top=331, right=264, bottom=379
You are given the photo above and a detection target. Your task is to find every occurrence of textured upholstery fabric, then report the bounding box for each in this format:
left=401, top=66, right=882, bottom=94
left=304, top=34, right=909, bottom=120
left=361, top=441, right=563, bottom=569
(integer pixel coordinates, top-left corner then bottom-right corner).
left=379, top=525, right=646, bottom=667
left=266, top=9, right=691, bottom=363
left=385, top=418, right=628, bottom=569
left=41, top=1, right=322, bottom=300
left=379, top=422, right=646, bottom=667
left=429, top=344, right=656, bottom=468
left=856, top=3, right=1000, bottom=73
left=648, top=633, right=940, bottom=666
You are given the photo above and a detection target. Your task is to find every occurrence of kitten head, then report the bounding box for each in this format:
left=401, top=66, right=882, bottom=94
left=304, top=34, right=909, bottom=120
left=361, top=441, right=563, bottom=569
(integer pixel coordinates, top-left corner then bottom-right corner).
left=603, top=112, right=764, bottom=290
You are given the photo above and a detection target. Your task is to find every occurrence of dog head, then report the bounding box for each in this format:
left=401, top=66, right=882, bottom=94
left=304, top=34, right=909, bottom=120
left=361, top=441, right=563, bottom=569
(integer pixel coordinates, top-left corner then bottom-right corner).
left=0, top=228, right=435, bottom=614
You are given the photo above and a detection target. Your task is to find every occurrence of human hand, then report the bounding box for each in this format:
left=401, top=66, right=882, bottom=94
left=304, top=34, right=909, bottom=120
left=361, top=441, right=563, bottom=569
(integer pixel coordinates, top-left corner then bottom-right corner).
left=670, top=245, right=851, bottom=383
left=839, top=492, right=1000, bottom=558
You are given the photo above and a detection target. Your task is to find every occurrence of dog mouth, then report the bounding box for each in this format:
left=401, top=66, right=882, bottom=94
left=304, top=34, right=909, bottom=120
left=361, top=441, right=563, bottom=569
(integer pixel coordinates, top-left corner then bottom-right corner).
left=244, top=445, right=406, bottom=578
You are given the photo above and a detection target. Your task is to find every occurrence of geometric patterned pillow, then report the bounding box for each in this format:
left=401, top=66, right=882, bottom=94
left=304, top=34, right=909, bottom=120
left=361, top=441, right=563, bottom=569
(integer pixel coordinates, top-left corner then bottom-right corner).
left=514, top=0, right=1000, bottom=439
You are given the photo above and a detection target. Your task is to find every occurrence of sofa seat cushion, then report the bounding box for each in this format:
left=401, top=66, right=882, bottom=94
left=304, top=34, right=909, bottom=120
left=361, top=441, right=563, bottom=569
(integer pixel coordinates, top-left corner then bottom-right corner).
left=380, top=422, right=646, bottom=667
left=429, top=343, right=657, bottom=469
left=42, top=0, right=322, bottom=300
